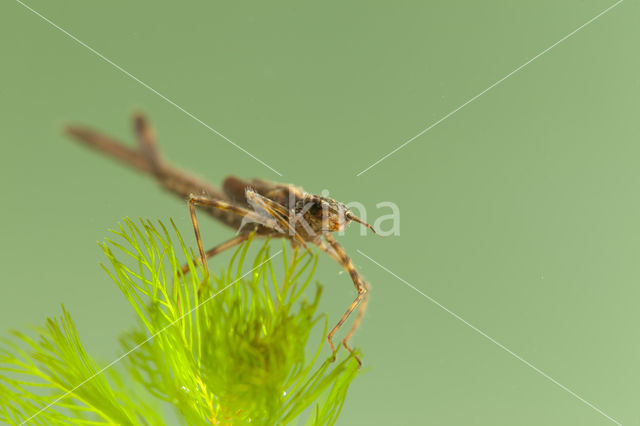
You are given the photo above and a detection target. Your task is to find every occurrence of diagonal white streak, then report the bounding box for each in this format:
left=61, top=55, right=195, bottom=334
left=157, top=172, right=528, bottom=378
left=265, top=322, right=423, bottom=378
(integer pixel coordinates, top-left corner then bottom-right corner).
left=20, top=250, right=283, bottom=425
left=15, top=0, right=283, bottom=177
left=357, top=249, right=622, bottom=425
left=356, top=0, right=623, bottom=176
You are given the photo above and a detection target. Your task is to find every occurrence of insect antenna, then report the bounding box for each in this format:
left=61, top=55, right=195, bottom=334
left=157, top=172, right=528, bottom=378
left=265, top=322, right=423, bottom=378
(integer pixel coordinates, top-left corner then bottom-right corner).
left=346, top=212, right=378, bottom=235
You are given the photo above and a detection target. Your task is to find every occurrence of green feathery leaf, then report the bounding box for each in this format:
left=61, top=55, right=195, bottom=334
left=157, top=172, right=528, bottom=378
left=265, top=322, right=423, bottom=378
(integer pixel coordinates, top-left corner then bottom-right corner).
left=0, top=219, right=361, bottom=425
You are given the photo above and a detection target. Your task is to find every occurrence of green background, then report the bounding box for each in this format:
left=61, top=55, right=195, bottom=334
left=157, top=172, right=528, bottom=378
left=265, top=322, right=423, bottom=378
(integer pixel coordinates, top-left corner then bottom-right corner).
left=1, top=1, right=638, bottom=424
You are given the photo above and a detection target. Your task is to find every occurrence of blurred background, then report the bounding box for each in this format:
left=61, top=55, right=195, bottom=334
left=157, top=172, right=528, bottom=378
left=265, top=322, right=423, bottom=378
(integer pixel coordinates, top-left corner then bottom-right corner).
left=1, top=1, right=638, bottom=424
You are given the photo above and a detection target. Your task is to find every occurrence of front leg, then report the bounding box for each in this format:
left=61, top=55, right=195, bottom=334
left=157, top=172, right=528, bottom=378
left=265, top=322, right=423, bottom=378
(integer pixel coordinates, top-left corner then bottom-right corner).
left=318, top=234, right=369, bottom=366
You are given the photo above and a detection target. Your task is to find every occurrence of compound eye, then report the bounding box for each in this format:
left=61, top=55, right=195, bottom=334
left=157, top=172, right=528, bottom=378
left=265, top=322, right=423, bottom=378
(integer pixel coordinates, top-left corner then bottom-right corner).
left=310, top=200, right=324, bottom=213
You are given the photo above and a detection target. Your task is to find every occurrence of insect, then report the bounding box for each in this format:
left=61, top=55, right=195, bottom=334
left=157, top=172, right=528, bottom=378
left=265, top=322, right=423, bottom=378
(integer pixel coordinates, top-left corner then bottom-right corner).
left=66, top=113, right=377, bottom=365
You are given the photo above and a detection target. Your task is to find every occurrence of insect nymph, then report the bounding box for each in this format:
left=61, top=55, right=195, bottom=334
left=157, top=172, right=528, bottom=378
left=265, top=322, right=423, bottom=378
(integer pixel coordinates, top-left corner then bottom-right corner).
left=67, top=113, right=377, bottom=365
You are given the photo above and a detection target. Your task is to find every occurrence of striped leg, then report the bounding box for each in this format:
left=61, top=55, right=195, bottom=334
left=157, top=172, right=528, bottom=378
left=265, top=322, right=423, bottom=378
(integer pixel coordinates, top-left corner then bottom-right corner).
left=188, top=194, right=278, bottom=288
left=319, top=234, right=369, bottom=366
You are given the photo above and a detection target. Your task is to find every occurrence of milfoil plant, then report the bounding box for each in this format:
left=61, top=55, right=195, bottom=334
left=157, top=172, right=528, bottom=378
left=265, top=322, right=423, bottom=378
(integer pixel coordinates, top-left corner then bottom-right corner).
left=0, top=218, right=360, bottom=425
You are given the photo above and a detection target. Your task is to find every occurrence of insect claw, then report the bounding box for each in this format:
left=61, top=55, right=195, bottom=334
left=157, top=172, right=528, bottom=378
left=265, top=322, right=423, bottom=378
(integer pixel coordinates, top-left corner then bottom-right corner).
left=343, top=340, right=362, bottom=367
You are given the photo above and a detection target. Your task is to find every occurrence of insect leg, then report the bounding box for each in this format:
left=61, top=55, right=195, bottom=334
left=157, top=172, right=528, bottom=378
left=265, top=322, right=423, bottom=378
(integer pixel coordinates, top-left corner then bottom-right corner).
left=179, top=234, right=250, bottom=276
left=133, top=112, right=165, bottom=174
left=188, top=194, right=279, bottom=282
left=319, top=234, right=368, bottom=366
left=342, top=281, right=370, bottom=356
